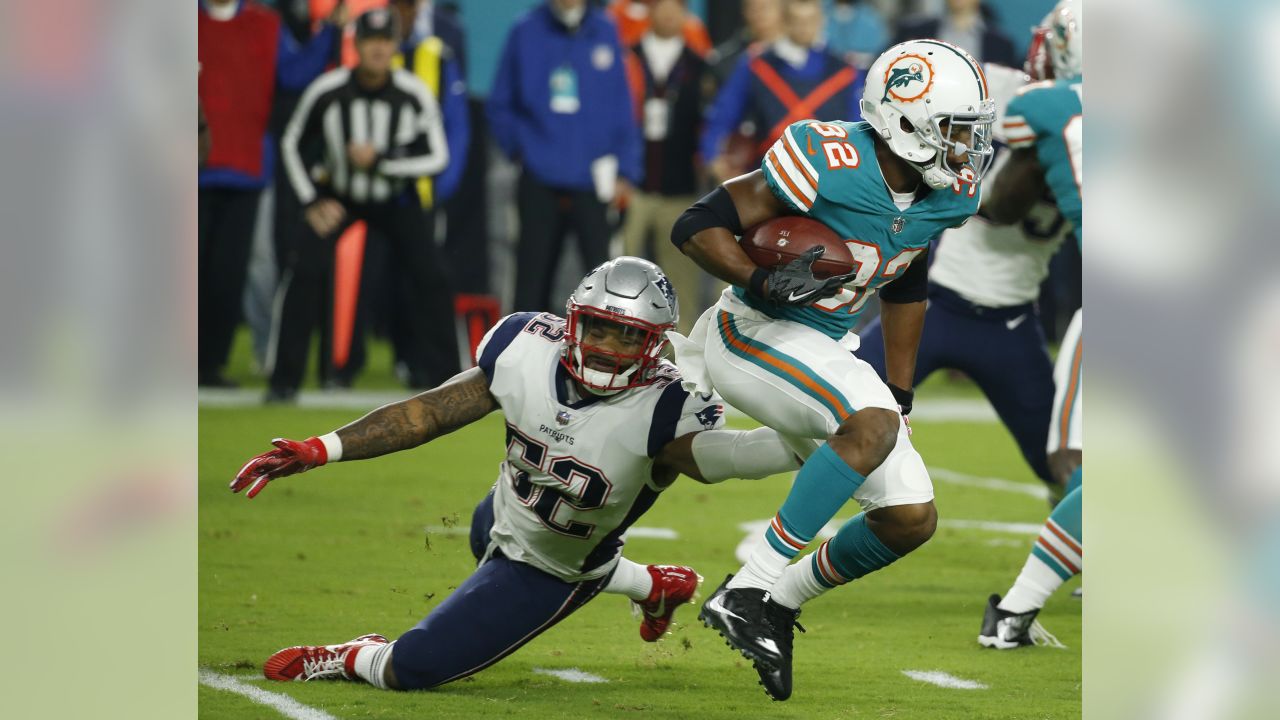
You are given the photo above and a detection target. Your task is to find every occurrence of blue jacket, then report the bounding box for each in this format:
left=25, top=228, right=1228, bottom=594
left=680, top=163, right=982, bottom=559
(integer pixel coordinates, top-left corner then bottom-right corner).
left=487, top=5, right=641, bottom=191
left=700, top=45, right=863, bottom=163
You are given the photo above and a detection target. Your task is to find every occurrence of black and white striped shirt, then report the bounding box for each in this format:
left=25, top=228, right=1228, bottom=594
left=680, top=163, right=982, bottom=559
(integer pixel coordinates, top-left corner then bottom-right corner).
left=282, top=67, right=449, bottom=206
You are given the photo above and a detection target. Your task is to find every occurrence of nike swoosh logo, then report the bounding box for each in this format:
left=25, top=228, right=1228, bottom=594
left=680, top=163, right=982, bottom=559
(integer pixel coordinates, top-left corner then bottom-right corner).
left=786, top=289, right=814, bottom=303
left=1005, top=314, right=1027, bottom=330
left=706, top=594, right=747, bottom=624
left=651, top=593, right=667, bottom=618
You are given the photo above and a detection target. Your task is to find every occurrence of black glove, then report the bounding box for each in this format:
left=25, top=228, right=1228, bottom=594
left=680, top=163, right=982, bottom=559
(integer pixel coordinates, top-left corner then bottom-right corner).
left=888, top=383, right=914, bottom=417
left=756, top=247, right=854, bottom=306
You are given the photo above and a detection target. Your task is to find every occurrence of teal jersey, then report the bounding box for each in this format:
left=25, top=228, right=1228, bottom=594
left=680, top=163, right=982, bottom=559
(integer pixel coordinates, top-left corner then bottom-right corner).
left=746, top=119, right=980, bottom=339
left=1003, top=78, right=1082, bottom=243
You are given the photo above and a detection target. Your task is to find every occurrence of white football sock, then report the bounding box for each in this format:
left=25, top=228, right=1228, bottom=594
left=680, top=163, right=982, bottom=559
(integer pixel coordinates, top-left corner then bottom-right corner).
left=603, top=557, right=653, bottom=601
left=352, top=641, right=395, bottom=690
left=727, top=536, right=791, bottom=590
left=768, top=553, right=830, bottom=609
left=999, top=555, right=1064, bottom=613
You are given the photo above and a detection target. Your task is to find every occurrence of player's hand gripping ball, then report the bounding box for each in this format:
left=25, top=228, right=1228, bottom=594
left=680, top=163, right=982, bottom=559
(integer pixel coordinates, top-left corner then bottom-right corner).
left=740, top=217, right=857, bottom=305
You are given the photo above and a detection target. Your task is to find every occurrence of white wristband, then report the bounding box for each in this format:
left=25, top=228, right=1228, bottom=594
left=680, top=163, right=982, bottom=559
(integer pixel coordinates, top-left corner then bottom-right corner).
left=691, top=427, right=801, bottom=483
left=318, top=432, right=343, bottom=462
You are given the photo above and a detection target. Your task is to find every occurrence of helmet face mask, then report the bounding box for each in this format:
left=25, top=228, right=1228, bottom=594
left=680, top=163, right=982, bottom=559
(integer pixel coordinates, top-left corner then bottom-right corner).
left=562, top=257, right=678, bottom=395
left=860, top=40, right=996, bottom=190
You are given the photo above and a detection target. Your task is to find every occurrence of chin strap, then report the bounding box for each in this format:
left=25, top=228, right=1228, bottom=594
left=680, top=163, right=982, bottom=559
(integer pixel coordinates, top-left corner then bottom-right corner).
left=920, top=164, right=955, bottom=190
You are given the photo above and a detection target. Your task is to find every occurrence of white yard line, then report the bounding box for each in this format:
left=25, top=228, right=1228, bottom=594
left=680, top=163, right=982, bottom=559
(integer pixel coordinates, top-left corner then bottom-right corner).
left=623, top=527, right=678, bottom=540
left=901, top=670, right=989, bottom=690
left=940, top=519, right=1041, bottom=535
left=532, top=667, right=609, bottom=683
left=929, top=466, right=1050, bottom=500
left=199, top=669, right=339, bottom=720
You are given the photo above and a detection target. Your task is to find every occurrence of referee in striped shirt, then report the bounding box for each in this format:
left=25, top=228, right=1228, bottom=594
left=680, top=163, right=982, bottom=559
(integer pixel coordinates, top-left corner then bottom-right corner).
left=268, top=7, right=458, bottom=402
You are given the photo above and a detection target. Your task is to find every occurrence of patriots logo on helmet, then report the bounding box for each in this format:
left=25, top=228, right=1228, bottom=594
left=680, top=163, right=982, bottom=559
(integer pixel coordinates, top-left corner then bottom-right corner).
left=654, top=275, right=677, bottom=309
left=695, top=405, right=724, bottom=430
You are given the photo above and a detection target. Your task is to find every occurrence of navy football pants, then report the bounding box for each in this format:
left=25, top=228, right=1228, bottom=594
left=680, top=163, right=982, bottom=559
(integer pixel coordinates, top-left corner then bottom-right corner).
left=858, top=286, right=1055, bottom=485
left=390, top=492, right=610, bottom=690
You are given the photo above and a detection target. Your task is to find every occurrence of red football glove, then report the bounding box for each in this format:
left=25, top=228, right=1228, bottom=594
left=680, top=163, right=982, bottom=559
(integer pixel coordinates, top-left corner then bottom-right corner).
left=231, top=437, right=328, bottom=499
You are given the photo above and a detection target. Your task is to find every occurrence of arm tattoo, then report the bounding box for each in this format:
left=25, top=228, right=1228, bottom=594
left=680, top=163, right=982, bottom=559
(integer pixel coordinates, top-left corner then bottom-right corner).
left=335, top=368, right=499, bottom=460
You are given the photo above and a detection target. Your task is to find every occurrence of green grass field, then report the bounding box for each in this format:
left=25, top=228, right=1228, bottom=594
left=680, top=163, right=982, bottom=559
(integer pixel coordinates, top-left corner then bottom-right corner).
left=199, top=369, right=1080, bottom=719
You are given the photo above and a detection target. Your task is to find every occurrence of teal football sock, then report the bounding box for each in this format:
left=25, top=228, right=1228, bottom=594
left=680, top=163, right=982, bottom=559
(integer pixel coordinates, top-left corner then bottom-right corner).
left=1002, top=486, right=1082, bottom=613
left=818, top=513, right=901, bottom=585
left=731, top=443, right=865, bottom=590
left=771, top=512, right=900, bottom=609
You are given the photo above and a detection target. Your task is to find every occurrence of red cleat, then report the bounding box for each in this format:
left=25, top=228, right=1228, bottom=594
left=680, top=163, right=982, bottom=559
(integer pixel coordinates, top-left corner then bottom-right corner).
left=637, top=565, right=702, bottom=642
left=263, top=634, right=388, bottom=682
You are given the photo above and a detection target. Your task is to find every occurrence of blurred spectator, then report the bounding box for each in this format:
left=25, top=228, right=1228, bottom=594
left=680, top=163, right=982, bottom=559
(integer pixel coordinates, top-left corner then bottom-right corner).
left=487, top=0, right=642, bottom=313
left=405, top=0, right=467, bottom=72
left=621, top=0, right=709, bottom=332
left=893, top=0, right=1017, bottom=67
left=708, top=0, right=782, bottom=87
left=390, top=0, right=469, bottom=209
left=346, top=0, right=470, bottom=385
left=609, top=0, right=713, bottom=57
left=199, top=100, right=211, bottom=166
left=268, top=8, right=458, bottom=402
left=823, top=0, right=889, bottom=70
left=197, top=0, right=343, bottom=388
left=701, top=0, right=862, bottom=183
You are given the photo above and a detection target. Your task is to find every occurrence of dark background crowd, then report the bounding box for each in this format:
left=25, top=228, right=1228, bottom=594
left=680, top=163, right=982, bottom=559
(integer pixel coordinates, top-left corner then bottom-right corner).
left=198, top=0, right=1081, bottom=400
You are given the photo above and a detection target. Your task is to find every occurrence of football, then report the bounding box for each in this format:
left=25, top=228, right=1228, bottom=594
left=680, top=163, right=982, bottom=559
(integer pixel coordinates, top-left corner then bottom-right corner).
left=739, top=216, right=853, bottom=279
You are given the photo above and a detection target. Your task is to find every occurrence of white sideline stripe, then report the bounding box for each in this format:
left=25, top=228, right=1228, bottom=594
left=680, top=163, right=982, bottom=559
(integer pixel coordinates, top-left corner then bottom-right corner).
left=929, top=466, right=1049, bottom=500
left=199, top=389, right=998, bottom=422
left=198, top=669, right=339, bottom=720
left=532, top=667, right=609, bottom=684
left=623, top=527, right=678, bottom=540
left=902, top=670, right=988, bottom=690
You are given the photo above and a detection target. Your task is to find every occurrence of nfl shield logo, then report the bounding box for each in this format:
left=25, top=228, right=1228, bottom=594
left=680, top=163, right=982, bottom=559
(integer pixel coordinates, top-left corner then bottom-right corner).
left=891, top=217, right=906, bottom=234
left=555, top=410, right=572, bottom=426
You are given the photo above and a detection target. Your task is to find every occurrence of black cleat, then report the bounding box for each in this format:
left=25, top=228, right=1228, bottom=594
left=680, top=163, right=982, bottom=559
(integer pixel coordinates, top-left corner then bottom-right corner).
left=754, top=600, right=804, bottom=701
left=978, top=593, right=1063, bottom=649
left=698, top=574, right=781, bottom=668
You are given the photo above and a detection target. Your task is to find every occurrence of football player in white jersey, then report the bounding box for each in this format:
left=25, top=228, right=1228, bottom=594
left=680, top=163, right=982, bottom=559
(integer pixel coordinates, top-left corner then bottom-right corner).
left=857, top=58, right=1072, bottom=498
left=230, top=257, right=801, bottom=691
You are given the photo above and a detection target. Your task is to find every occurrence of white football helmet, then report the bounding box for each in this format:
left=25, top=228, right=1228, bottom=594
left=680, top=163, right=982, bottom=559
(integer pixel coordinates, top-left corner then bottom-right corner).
left=860, top=39, right=997, bottom=190
left=1043, top=0, right=1082, bottom=81
left=563, top=257, right=678, bottom=395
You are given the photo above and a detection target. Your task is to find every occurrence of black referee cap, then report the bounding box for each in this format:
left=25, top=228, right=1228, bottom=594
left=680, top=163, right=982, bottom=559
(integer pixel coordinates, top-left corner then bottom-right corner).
left=355, top=7, right=400, bottom=41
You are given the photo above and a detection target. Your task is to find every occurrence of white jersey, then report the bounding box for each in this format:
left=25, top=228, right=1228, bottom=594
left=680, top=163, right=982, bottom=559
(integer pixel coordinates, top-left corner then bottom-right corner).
left=475, top=312, right=726, bottom=582
left=928, top=64, right=1071, bottom=308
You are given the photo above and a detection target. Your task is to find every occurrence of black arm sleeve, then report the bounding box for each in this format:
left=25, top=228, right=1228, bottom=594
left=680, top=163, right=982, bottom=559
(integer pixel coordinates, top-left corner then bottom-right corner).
left=878, top=251, right=929, bottom=303
left=670, top=185, right=744, bottom=249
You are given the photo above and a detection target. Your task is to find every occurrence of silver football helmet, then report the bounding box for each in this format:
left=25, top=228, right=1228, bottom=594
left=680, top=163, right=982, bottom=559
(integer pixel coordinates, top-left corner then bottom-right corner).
left=563, top=256, right=678, bottom=395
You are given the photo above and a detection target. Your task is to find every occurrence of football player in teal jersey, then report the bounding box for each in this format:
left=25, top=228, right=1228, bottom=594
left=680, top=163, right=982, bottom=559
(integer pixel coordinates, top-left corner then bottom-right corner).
left=983, top=0, right=1082, bottom=243
left=668, top=39, right=995, bottom=699
left=978, top=0, right=1084, bottom=650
